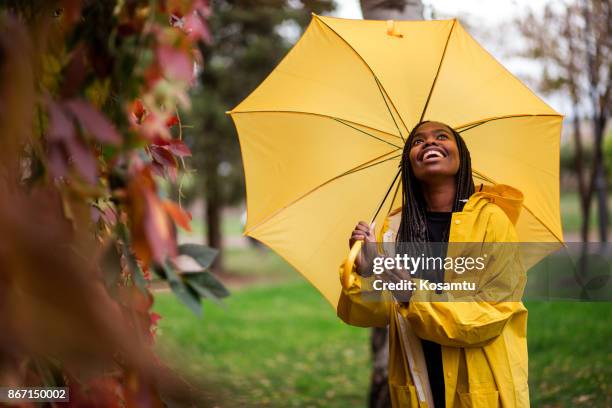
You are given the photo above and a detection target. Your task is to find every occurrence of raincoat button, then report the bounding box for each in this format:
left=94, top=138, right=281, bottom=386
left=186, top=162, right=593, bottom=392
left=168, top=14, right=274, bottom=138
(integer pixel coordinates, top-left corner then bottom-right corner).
left=455, top=219, right=461, bottom=225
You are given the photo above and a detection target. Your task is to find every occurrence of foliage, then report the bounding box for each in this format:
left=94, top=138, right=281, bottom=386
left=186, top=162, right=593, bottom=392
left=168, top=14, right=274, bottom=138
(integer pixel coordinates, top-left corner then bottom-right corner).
left=0, top=0, right=228, bottom=404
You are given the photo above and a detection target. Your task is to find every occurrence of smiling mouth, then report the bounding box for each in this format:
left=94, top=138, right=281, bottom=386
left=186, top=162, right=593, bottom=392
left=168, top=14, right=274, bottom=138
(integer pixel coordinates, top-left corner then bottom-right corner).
left=419, top=147, right=447, bottom=162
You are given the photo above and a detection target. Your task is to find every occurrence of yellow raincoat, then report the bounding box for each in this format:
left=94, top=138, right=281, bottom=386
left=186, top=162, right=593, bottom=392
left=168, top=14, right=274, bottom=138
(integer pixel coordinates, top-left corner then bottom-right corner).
left=337, top=184, right=529, bottom=407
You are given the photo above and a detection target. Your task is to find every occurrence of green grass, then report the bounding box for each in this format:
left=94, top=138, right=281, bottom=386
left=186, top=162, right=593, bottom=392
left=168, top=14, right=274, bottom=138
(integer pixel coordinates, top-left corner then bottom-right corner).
left=154, top=281, right=370, bottom=408
left=526, top=302, right=611, bottom=406
left=188, top=213, right=244, bottom=237
left=223, top=247, right=297, bottom=278
left=154, top=281, right=611, bottom=407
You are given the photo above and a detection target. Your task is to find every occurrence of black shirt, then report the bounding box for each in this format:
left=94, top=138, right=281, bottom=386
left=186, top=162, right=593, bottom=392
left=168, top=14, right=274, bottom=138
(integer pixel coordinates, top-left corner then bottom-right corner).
left=422, top=210, right=451, bottom=408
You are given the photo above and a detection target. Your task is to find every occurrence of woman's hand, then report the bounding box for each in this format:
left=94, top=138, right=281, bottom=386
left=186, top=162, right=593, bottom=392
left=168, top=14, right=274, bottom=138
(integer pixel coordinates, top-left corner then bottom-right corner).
left=349, top=221, right=376, bottom=275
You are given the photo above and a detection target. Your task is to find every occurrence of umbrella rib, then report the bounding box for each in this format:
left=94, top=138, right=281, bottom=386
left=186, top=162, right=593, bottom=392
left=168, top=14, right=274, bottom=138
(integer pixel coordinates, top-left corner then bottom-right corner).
left=370, top=168, right=402, bottom=224
left=229, top=109, right=403, bottom=141
left=471, top=168, right=564, bottom=243
left=315, top=17, right=410, bottom=144
left=386, top=170, right=403, bottom=215
left=419, top=19, right=457, bottom=123
left=374, top=77, right=407, bottom=142
left=455, top=113, right=564, bottom=133
left=244, top=149, right=401, bottom=235
left=333, top=118, right=403, bottom=149
left=343, top=153, right=402, bottom=178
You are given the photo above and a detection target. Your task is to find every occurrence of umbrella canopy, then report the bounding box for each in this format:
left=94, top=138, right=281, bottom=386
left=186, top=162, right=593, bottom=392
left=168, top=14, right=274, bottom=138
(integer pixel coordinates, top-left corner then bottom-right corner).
left=227, top=14, right=563, bottom=307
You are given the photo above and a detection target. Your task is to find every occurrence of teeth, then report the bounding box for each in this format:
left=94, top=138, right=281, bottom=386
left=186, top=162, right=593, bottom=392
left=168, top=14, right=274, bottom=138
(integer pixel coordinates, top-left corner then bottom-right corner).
left=424, top=150, right=443, bottom=160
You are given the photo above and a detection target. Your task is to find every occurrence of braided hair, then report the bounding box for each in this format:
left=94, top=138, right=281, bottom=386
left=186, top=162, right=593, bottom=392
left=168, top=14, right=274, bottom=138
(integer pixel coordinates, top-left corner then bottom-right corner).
left=396, top=121, right=475, bottom=244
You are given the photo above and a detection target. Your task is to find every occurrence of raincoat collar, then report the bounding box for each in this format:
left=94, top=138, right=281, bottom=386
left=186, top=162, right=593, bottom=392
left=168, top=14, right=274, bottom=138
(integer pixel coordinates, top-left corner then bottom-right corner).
left=461, top=183, right=524, bottom=225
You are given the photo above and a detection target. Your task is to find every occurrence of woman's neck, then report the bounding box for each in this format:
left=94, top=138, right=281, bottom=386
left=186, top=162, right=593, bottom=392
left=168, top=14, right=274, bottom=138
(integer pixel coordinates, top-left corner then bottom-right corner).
left=422, top=178, right=456, bottom=212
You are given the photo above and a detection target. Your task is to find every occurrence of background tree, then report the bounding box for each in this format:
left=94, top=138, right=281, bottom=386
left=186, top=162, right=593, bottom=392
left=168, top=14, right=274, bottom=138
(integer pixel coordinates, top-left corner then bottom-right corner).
left=187, top=0, right=334, bottom=272
left=360, top=0, right=424, bottom=20
left=518, top=0, right=610, bottom=242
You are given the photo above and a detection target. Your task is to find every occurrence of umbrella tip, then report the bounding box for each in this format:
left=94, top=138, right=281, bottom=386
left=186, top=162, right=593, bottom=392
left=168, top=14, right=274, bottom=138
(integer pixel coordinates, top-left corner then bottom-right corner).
left=225, top=110, right=232, bottom=115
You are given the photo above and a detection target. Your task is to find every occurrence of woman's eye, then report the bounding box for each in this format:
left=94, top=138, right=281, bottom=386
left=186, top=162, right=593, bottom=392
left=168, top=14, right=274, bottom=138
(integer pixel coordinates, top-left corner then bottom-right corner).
left=437, top=134, right=449, bottom=140
left=413, top=139, right=423, bottom=146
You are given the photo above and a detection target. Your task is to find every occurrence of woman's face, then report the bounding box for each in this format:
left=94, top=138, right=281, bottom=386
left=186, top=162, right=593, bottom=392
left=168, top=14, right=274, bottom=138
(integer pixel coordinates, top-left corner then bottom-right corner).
left=407, top=121, right=460, bottom=182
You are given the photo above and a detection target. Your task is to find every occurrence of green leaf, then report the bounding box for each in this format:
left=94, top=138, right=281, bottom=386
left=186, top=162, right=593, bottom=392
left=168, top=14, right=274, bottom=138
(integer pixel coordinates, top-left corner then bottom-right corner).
left=184, top=270, right=230, bottom=305
left=179, top=243, right=218, bottom=269
left=184, top=270, right=230, bottom=298
left=162, top=263, right=202, bottom=317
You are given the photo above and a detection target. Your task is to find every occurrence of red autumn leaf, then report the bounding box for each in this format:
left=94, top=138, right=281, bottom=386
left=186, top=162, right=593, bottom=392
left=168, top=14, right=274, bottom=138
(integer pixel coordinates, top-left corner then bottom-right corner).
left=47, top=102, right=74, bottom=142
left=165, top=115, right=179, bottom=127
left=143, top=189, right=177, bottom=264
left=127, top=168, right=171, bottom=267
left=150, top=145, right=177, bottom=168
left=140, top=111, right=172, bottom=140
left=183, top=10, right=212, bottom=44
left=150, top=160, right=165, bottom=178
left=150, top=312, right=162, bottom=326
left=162, top=200, right=192, bottom=232
left=167, top=140, right=191, bottom=157
left=151, top=135, right=169, bottom=146
left=47, top=143, right=70, bottom=179
left=65, top=99, right=122, bottom=145
left=65, top=136, right=98, bottom=184
left=102, top=206, right=118, bottom=226
left=165, top=163, right=178, bottom=182
left=132, top=99, right=146, bottom=124
left=157, top=45, right=193, bottom=82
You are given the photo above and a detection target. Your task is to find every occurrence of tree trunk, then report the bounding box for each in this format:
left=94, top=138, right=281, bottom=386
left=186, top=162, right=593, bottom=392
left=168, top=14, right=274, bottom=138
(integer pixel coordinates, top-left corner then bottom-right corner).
left=359, top=2, right=424, bottom=407
left=360, top=0, right=424, bottom=21
left=205, top=195, right=223, bottom=272
left=571, top=111, right=591, bottom=243
left=593, top=112, right=609, bottom=242
left=203, top=147, right=224, bottom=273
left=369, top=327, right=391, bottom=408
left=581, top=0, right=610, bottom=243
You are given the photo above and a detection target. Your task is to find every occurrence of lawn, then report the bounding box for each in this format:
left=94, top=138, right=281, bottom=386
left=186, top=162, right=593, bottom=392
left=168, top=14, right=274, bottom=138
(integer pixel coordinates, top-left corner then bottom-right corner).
left=154, top=276, right=611, bottom=407
left=154, top=280, right=370, bottom=408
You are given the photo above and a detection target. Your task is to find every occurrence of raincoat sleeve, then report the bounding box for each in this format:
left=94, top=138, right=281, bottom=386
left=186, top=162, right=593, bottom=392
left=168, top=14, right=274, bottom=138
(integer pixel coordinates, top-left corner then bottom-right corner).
left=336, top=217, right=396, bottom=328
left=336, top=264, right=393, bottom=328
left=403, top=206, right=527, bottom=348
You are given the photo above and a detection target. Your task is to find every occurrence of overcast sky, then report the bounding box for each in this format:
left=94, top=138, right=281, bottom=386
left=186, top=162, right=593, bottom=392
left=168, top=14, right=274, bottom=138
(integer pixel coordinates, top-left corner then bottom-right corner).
left=329, top=0, right=567, bottom=115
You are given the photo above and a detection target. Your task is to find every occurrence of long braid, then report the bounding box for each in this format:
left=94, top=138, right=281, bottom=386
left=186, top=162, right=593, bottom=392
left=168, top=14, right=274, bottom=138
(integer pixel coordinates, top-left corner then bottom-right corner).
left=396, top=121, right=475, bottom=245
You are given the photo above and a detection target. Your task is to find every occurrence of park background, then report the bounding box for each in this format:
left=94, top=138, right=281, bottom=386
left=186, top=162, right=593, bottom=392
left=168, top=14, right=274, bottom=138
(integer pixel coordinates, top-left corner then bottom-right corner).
left=0, top=0, right=609, bottom=407
left=154, top=1, right=611, bottom=407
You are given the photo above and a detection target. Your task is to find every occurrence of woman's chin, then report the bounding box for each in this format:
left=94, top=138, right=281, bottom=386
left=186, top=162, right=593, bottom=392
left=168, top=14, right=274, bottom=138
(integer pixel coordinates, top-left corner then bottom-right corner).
left=416, top=168, right=456, bottom=181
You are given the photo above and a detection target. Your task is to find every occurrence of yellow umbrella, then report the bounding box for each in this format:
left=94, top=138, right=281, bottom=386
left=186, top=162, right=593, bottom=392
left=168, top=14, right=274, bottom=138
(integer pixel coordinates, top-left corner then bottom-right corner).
left=226, top=14, right=563, bottom=308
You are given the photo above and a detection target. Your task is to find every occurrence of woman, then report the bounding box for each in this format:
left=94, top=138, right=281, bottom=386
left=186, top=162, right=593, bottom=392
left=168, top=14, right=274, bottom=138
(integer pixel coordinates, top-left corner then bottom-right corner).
left=338, top=121, right=528, bottom=407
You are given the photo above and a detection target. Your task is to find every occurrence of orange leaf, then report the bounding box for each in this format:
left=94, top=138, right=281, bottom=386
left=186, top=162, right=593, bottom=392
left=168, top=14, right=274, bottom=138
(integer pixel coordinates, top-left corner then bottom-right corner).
left=162, top=200, right=192, bottom=232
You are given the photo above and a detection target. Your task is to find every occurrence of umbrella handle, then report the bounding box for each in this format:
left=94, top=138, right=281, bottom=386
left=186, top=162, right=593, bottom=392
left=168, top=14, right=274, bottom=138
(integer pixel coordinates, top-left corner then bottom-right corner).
left=341, top=240, right=363, bottom=289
